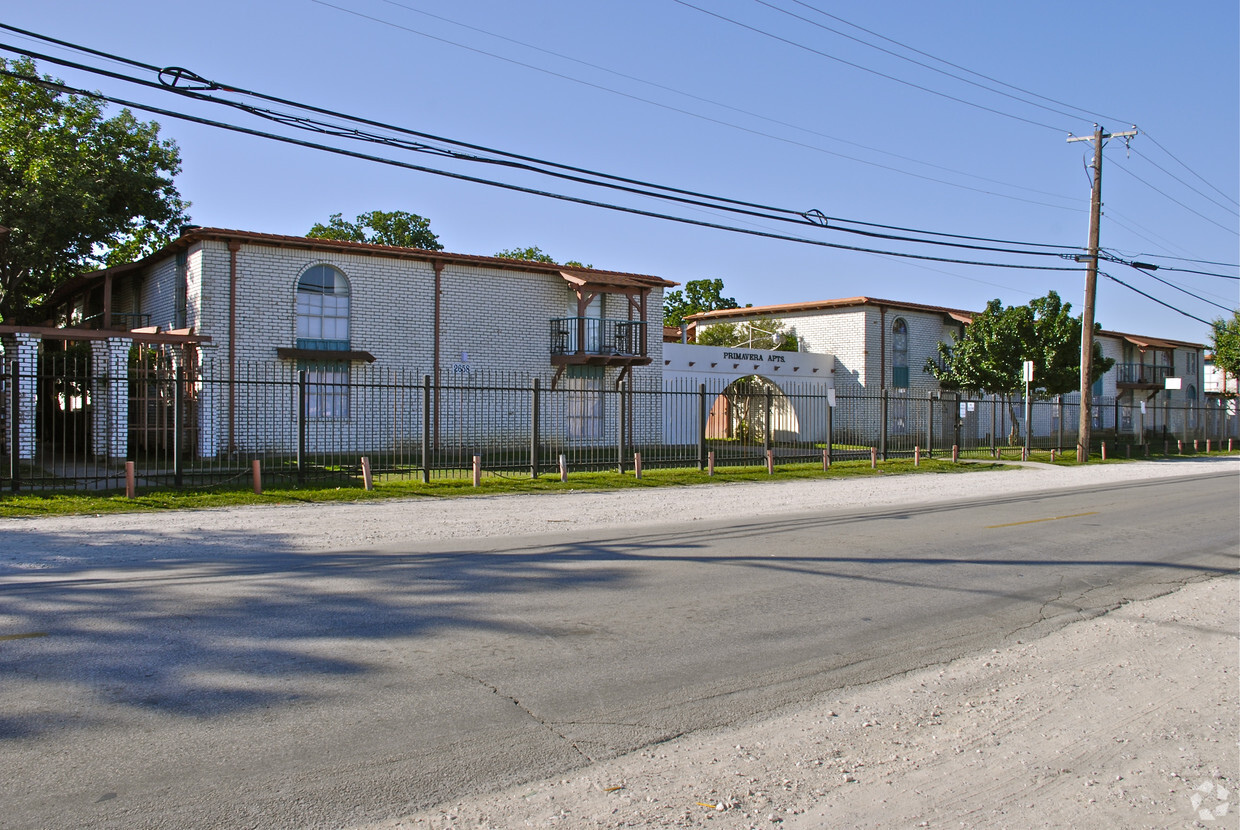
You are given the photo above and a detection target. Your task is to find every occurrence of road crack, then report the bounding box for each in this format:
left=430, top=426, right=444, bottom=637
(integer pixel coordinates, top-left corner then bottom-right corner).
left=454, top=671, right=595, bottom=763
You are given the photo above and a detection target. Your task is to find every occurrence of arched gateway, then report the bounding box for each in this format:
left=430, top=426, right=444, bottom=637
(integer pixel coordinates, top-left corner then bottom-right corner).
left=661, top=342, right=835, bottom=445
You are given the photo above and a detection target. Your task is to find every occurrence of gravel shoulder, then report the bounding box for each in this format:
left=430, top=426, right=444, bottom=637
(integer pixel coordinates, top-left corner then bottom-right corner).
left=3, top=458, right=1237, bottom=829
left=2, top=457, right=1236, bottom=573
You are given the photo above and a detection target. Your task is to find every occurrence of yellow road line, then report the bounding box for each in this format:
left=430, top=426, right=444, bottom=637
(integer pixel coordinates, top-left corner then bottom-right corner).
left=0, top=632, right=48, bottom=641
left=986, top=511, right=1099, bottom=529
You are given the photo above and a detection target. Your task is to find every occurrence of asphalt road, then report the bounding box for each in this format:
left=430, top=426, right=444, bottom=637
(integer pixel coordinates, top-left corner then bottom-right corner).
left=1, top=471, right=1236, bottom=829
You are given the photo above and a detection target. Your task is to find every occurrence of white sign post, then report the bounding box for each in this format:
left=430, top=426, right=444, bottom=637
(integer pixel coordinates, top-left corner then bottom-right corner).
left=1023, top=361, right=1035, bottom=458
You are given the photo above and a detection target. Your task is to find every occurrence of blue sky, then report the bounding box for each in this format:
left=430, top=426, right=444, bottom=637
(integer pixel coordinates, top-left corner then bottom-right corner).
left=3, top=0, right=1237, bottom=343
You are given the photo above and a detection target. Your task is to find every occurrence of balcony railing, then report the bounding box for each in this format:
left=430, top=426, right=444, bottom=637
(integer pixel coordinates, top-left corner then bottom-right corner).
left=1116, top=362, right=1172, bottom=386
left=80, top=312, right=153, bottom=331
left=550, top=317, right=648, bottom=360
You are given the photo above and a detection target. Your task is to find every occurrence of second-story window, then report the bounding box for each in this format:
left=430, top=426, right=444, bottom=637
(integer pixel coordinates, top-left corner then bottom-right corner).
left=296, top=264, right=351, bottom=418
left=892, top=317, right=909, bottom=388
left=297, top=264, right=350, bottom=346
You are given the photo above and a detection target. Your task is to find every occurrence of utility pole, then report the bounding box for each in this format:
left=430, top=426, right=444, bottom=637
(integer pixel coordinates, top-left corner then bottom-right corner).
left=1067, top=125, right=1137, bottom=462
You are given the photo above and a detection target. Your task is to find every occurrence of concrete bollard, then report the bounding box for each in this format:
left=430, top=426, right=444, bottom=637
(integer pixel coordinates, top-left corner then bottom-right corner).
left=708, top=450, right=716, bottom=476
left=472, top=455, right=481, bottom=487
left=766, top=449, right=774, bottom=475
left=870, top=447, right=877, bottom=469
left=822, top=448, right=830, bottom=471
left=952, top=444, right=959, bottom=463
left=1051, top=449, right=1056, bottom=462
left=125, top=461, right=136, bottom=499
left=558, top=454, right=567, bottom=483
left=914, top=445, right=920, bottom=466
left=252, top=459, right=262, bottom=495
left=634, top=452, right=642, bottom=480
left=361, top=456, right=373, bottom=491
left=1101, top=441, right=1107, bottom=461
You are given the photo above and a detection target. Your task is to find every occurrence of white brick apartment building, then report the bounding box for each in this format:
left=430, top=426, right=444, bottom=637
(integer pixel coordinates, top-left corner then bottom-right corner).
left=687, top=296, right=1208, bottom=440
left=21, top=227, right=675, bottom=457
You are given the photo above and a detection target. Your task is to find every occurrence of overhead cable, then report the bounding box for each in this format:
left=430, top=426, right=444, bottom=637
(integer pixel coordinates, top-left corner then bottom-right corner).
left=1100, top=272, right=1214, bottom=325
left=668, top=0, right=1073, bottom=132
left=0, top=67, right=1090, bottom=275
left=776, top=0, right=1131, bottom=127
left=370, top=0, right=1081, bottom=206
left=0, top=32, right=1087, bottom=258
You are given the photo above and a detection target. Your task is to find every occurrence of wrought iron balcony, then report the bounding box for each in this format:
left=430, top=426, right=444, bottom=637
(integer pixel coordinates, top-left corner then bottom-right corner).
left=550, top=317, right=649, bottom=365
left=80, top=312, right=152, bottom=331
left=1115, top=362, right=1172, bottom=387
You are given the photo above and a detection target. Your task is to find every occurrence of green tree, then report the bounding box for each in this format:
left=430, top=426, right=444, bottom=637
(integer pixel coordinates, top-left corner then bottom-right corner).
left=663, top=278, right=739, bottom=327
left=494, top=245, right=588, bottom=268
left=927, top=291, right=1111, bottom=396
left=0, top=58, right=188, bottom=323
left=1210, top=311, right=1240, bottom=388
left=696, top=319, right=798, bottom=352
left=307, top=210, right=442, bottom=250
left=926, top=291, right=1113, bottom=441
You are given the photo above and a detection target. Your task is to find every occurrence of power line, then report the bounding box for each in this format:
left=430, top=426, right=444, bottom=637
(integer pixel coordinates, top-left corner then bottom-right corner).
left=1113, top=261, right=1236, bottom=313
left=1142, top=130, right=1240, bottom=209
left=1110, top=161, right=1239, bottom=237
left=304, top=2, right=1082, bottom=212
left=669, top=0, right=1073, bottom=132
left=775, top=0, right=1131, bottom=127
left=369, top=0, right=1080, bottom=206
left=1101, top=272, right=1214, bottom=326
left=0, top=67, right=1092, bottom=275
left=0, top=33, right=1088, bottom=259
left=1131, top=148, right=1240, bottom=219
left=749, top=0, right=1096, bottom=125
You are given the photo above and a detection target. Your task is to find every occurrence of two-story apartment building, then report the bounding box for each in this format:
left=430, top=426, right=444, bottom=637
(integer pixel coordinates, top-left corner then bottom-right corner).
left=26, top=227, right=675, bottom=457
left=687, top=296, right=1208, bottom=441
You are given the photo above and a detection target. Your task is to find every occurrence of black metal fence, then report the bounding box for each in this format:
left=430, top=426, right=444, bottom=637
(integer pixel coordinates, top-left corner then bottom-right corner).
left=3, top=358, right=1237, bottom=493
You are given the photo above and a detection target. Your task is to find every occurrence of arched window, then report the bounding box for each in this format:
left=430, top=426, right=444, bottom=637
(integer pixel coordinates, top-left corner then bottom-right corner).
left=295, top=265, right=351, bottom=418
left=892, top=317, right=909, bottom=388
left=296, top=264, right=350, bottom=347
left=1187, top=383, right=1198, bottom=429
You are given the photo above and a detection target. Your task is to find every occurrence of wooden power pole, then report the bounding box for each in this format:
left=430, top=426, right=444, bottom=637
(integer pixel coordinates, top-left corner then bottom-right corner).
left=1067, top=125, right=1137, bottom=462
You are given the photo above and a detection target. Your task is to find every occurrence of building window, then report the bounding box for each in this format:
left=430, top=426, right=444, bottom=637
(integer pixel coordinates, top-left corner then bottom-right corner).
left=565, top=365, right=604, bottom=440
left=301, top=362, right=351, bottom=419
left=297, top=264, right=350, bottom=347
left=296, top=264, right=351, bottom=418
left=892, top=317, right=909, bottom=388
left=174, top=251, right=188, bottom=329
left=1187, top=351, right=1198, bottom=377
left=1186, top=383, right=1198, bottom=429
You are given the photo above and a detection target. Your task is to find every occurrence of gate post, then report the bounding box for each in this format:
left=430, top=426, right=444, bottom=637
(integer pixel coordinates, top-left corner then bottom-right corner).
left=957, top=393, right=965, bottom=454
left=297, top=369, right=307, bottom=485
left=764, top=386, right=773, bottom=463
left=174, top=364, right=185, bottom=487
left=4, top=333, right=39, bottom=466
left=617, top=380, right=627, bottom=475
left=824, top=386, right=833, bottom=465
left=879, top=388, right=889, bottom=461
left=90, top=336, right=130, bottom=462
left=422, top=375, right=431, bottom=484
left=925, top=391, right=935, bottom=459
left=1054, top=395, right=1062, bottom=453
left=7, top=359, right=18, bottom=491
left=530, top=377, right=540, bottom=479
left=698, top=382, right=707, bottom=471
